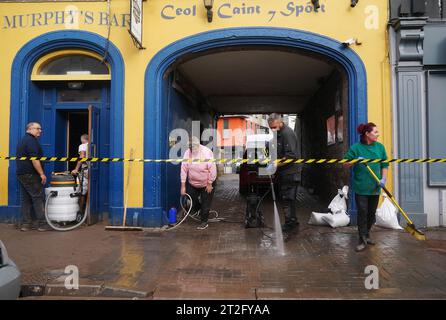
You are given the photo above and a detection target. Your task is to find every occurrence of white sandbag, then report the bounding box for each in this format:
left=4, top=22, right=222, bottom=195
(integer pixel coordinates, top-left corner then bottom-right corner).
left=375, top=195, right=403, bottom=230
left=322, top=211, right=350, bottom=228
left=308, top=212, right=330, bottom=226
left=328, top=186, right=349, bottom=214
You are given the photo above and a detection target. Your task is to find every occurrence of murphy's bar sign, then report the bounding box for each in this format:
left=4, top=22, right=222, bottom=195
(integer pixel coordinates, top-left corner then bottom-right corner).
left=2, top=1, right=330, bottom=30
left=2, top=10, right=130, bottom=29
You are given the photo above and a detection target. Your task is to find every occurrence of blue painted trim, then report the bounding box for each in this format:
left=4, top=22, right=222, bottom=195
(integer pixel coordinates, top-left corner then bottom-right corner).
left=144, top=27, right=368, bottom=227
left=0, top=206, right=20, bottom=224
left=5, top=30, right=124, bottom=222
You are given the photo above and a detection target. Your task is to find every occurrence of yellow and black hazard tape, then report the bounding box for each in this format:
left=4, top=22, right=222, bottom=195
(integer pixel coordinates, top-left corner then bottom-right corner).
left=1, top=156, right=446, bottom=164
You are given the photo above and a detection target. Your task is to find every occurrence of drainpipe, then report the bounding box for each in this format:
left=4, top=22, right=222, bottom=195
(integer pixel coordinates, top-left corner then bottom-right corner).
left=388, top=24, right=399, bottom=207
left=440, top=190, right=444, bottom=227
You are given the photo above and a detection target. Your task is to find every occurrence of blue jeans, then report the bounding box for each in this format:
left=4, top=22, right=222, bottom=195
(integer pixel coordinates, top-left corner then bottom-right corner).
left=17, top=174, right=45, bottom=227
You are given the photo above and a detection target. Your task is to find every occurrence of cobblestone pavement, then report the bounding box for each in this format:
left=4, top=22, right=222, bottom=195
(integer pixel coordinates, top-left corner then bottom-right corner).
left=1, top=175, right=445, bottom=299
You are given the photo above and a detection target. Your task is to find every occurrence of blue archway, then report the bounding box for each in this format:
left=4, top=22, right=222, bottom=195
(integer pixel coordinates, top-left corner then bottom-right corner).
left=144, top=27, right=368, bottom=226
left=5, top=30, right=124, bottom=222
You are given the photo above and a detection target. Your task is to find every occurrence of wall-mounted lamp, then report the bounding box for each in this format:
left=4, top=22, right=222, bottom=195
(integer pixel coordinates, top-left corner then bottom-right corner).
left=203, top=0, right=214, bottom=23
left=311, top=0, right=321, bottom=11
left=350, top=0, right=359, bottom=7
left=342, top=38, right=362, bottom=47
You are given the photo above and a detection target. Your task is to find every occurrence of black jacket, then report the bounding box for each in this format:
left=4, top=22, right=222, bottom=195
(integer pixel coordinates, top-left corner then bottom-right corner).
left=276, top=125, right=302, bottom=178
left=16, top=133, right=43, bottom=175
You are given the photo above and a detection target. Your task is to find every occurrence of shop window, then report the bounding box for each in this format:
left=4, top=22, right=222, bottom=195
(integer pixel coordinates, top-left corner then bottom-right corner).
left=427, top=71, right=446, bottom=186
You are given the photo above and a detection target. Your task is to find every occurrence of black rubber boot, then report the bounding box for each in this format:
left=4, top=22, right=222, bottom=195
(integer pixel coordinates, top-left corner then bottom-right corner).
left=282, top=219, right=299, bottom=232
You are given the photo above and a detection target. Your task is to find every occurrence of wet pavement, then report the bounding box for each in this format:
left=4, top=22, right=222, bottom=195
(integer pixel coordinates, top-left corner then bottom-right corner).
left=1, top=175, right=446, bottom=299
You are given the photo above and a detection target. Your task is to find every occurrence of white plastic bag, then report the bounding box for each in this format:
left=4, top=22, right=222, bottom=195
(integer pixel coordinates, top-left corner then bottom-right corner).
left=322, top=211, right=350, bottom=228
left=308, top=212, right=331, bottom=225
left=328, top=186, right=349, bottom=214
left=375, top=194, right=403, bottom=230
left=308, top=186, right=350, bottom=226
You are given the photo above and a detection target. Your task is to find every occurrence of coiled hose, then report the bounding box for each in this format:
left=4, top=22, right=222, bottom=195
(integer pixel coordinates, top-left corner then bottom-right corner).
left=162, top=193, right=194, bottom=231
left=162, top=193, right=224, bottom=231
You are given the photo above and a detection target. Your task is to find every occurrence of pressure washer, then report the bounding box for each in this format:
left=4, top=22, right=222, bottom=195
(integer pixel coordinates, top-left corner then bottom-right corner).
left=244, top=170, right=266, bottom=228
left=242, top=138, right=276, bottom=229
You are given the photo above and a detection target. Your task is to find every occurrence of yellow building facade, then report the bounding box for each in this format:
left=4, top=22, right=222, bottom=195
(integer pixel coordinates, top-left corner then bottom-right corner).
left=0, top=0, right=392, bottom=226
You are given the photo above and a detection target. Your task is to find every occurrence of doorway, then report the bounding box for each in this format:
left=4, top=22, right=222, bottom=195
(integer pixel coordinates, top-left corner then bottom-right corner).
left=33, top=81, right=109, bottom=224
left=143, top=27, right=369, bottom=227
left=67, top=112, right=88, bottom=172
left=52, top=110, right=89, bottom=173
left=7, top=34, right=125, bottom=226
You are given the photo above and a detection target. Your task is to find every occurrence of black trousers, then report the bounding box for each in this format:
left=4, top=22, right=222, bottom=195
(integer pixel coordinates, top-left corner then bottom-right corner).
left=187, top=181, right=216, bottom=223
left=17, top=173, right=45, bottom=227
left=279, top=173, right=300, bottom=224
left=355, top=194, right=380, bottom=238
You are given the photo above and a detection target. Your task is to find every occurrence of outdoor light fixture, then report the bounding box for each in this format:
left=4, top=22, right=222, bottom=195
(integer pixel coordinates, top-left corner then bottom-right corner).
left=351, top=0, right=359, bottom=7
left=342, top=38, right=362, bottom=47
left=203, top=0, right=214, bottom=23
left=311, top=0, right=321, bottom=11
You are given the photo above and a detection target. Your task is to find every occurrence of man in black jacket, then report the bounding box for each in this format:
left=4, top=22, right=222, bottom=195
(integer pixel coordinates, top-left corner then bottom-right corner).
left=16, top=122, right=49, bottom=231
left=268, top=113, right=302, bottom=232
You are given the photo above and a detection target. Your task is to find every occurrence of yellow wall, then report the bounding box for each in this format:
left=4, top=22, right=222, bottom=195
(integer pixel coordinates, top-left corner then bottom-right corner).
left=0, top=0, right=392, bottom=207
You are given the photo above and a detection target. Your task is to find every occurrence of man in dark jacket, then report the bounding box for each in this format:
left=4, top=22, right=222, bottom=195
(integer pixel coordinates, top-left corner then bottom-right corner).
left=16, top=122, right=49, bottom=231
left=268, top=113, right=302, bottom=232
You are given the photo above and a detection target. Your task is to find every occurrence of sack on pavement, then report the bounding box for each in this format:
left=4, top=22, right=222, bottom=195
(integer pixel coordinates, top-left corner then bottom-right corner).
left=322, top=210, right=350, bottom=228
left=375, top=194, right=403, bottom=230
left=308, top=212, right=331, bottom=226
left=308, top=186, right=350, bottom=227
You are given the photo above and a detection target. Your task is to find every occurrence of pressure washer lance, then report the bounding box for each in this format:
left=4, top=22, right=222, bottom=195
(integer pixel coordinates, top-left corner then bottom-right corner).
left=250, top=171, right=282, bottom=241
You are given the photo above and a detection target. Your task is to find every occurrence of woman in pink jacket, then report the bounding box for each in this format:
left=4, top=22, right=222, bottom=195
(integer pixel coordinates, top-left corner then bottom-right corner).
left=180, top=136, right=217, bottom=230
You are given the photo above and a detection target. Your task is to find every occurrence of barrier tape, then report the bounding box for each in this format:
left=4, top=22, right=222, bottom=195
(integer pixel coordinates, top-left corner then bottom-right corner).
left=1, top=156, right=446, bottom=164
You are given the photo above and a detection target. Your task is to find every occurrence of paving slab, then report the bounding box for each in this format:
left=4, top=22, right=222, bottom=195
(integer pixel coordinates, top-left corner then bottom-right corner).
left=1, top=175, right=445, bottom=299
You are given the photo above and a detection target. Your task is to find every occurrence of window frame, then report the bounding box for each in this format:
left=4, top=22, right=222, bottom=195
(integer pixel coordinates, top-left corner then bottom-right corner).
left=31, top=49, right=111, bottom=81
